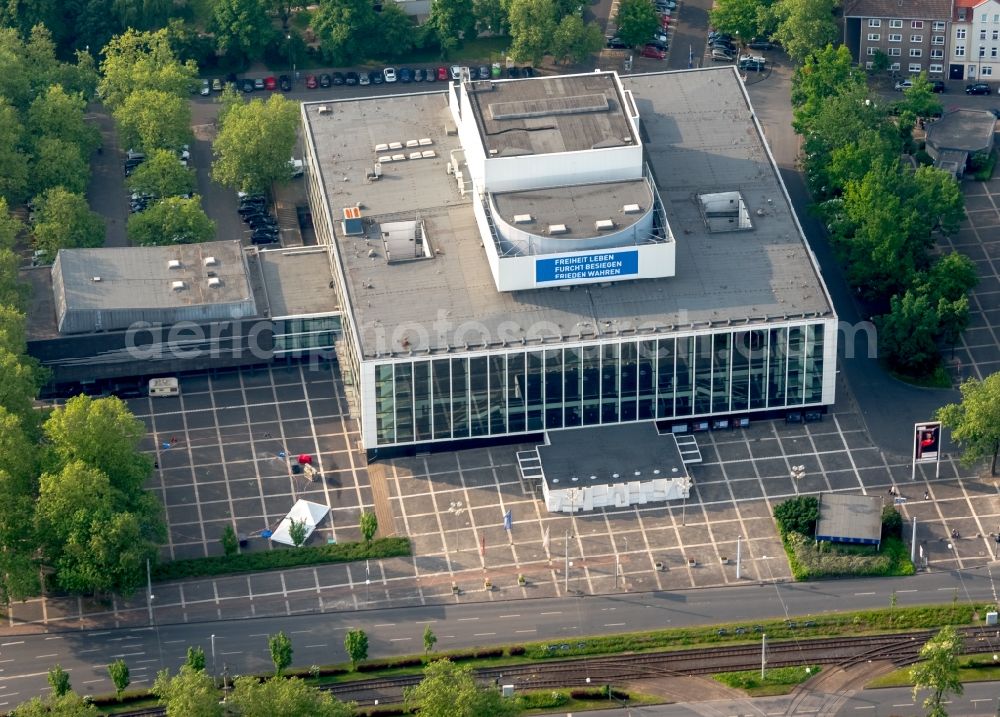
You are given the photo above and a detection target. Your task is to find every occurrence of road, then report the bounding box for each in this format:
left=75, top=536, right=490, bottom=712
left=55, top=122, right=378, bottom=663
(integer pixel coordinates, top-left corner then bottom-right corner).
left=1, top=568, right=998, bottom=707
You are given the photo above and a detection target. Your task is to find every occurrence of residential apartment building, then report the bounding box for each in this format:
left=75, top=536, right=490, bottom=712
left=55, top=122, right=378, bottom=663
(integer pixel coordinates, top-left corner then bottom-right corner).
left=844, top=0, right=954, bottom=77
left=949, top=0, right=1000, bottom=80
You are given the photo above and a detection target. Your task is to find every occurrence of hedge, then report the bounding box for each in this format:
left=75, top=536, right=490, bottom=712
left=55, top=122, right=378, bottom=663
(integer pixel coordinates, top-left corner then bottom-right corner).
left=152, top=537, right=411, bottom=581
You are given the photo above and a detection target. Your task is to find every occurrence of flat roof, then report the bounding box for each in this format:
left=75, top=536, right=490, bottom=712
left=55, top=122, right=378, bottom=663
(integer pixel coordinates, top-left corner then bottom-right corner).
left=537, top=423, right=687, bottom=487
left=257, top=247, right=341, bottom=318
left=466, top=73, right=636, bottom=157
left=491, top=179, right=653, bottom=248
left=303, top=68, right=834, bottom=359
left=926, top=109, right=996, bottom=153
left=816, top=493, right=882, bottom=544
left=22, top=266, right=58, bottom=340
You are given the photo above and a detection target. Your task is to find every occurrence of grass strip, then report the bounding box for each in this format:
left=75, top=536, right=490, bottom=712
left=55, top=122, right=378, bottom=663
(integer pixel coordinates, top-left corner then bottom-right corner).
left=714, top=665, right=820, bottom=697
left=867, top=654, right=1000, bottom=689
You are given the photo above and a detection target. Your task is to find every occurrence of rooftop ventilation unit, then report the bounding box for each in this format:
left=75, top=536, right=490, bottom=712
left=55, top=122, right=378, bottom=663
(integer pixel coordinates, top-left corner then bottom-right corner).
left=513, top=214, right=533, bottom=224
left=409, top=151, right=423, bottom=160
left=342, top=206, right=364, bottom=236
left=317, top=106, right=331, bottom=115
left=421, top=150, right=436, bottom=158
left=548, top=224, right=568, bottom=235
left=204, top=256, right=217, bottom=266
left=171, top=280, right=186, bottom=291
left=389, top=141, right=403, bottom=150
left=207, top=277, right=222, bottom=288
left=91, top=276, right=102, bottom=282
left=419, top=138, right=433, bottom=146
left=622, top=204, right=641, bottom=214
left=375, top=143, right=389, bottom=152
left=167, top=259, right=182, bottom=269
left=595, top=219, right=615, bottom=231
left=406, top=139, right=420, bottom=148
left=392, top=154, right=406, bottom=161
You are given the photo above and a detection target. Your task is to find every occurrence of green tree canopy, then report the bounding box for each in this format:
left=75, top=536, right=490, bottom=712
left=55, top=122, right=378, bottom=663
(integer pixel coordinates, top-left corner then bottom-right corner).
left=344, top=628, right=368, bottom=669
left=108, top=659, right=130, bottom=700
left=771, top=0, right=838, bottom=64
left=0, top=198, right=23, bottom=250
left=377, top=2, right=417, bottom=60
left=507, top=0, right=557, bottom=64
left=98, top=29, right=199, bottom=110
left=228, top=676, right=354, bottom=717
left=212, top=94, right=300, bottom=194
left=152, top=665, right=222, bottom=717
left=937, top=372, right=1000, bottom=475
left=212, top=0, right=274, bottom=66
left=0, top=100, right=29, bottom=204
left=899, top=72, right=943, bottom=119
left=551, top=14, right=605, bottom=64
left=709, top=0, right=774, bottom=45
left=48, top=665, right=72, bottom=697
left=186, top=646, right=207, bottom=672
left=114, top=89, right=192, bottom=153
left=312, top=0, right=378, bottom=66
left=127, top=149, right=196, bottom=199
left=791, top=45, right=866, bottom=133
left=475, top=0, right=508, bottom=34
left=26, top=85, right=101, bottom=156
left=359, top=509, right=378, bottom=543
left=910, top=625, right=963, bottom=716
left=29, top=137, right=91, bottom=197
left=31, top=188, right=105, bottom=262
left=772, top=496, right=819, bottom=536
left=12, top=691, right=98, bottom=717
left=614, top=0, right=659, bottom=48
left=127, top=196, right=216, bottom=246
left=427, top=0, right=478, bottom=57
left=269, top=631, right=293, bottom=675
left=403, top=659, right=518, bottom=717
left=875, top=289, right=942, bottom=376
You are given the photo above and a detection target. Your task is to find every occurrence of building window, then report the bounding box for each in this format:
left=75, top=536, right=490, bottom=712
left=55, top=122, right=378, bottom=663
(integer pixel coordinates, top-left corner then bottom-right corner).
left=929, top=63, right=943, bottom=73
left=910, top=34, right=923, bottom=42
left=868, top=33, right=881, bottom=41
left=910, top=48, right=922, bottom=57
left=908, top=62, right=922, bottom=72
left=985, top=65, right=994, bottom=76
left=982, top=29, right=988, bottom=40
left=911, top=20, right=923, bottom=29
left=931, top=48, right=943, bottom=58
left=956, top=44, right=965, bottom=57
left=888, top=47, right=901, bottom=56
left=957, top=28, right=967, bottom=39
left=932, top=35, right=944, bottom=44
left=865, top=61, right=874, bottom=69
left=869, top=18, right=881, bottom=27
left=888, top=33, right=902, bottom=42
left=890, top=19, right=903, bottom=27
left=993, top=47, right=998, bottom=57
left=867, top=46, right=878, bottom=55
left=995, top=13, right=999, bottom=22
left=959, top=8, right=967, bottom=21
left=982, top=13, right=988, bottom=22
left=981, top=45, right=987, bottom=56
left=933, top=21, right=946, bottom=31
left=890, top=62, right=901, bottom=70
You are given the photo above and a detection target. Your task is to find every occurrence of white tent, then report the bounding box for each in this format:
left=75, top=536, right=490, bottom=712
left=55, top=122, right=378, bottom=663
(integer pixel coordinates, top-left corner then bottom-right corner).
left=270, top=499, right=330, bottom=546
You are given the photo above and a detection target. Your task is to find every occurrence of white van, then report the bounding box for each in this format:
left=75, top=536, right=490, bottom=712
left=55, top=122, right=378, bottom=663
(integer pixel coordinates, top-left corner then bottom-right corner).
left=148, top=377, right=180, bottom=397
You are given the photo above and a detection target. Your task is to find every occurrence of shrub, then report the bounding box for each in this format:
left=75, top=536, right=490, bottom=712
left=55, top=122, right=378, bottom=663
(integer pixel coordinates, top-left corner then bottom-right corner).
left=881, top=505, right=903, bottom=540
left=472, top=647, right=503, bottom=659
left=773, top=496, right=819, bottom=536
left=970, top=149, right=997, bottom=180
left=152, top=537, right=411, bottom=581
left=516, top=690, right=569, bottom=709
left=508, top=645, right=525, bottom=656
left=783, top=532, right=914, bottom=580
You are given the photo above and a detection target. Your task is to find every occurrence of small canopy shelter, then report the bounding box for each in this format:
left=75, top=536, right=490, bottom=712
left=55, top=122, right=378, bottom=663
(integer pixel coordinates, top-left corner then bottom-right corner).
left=270, top=499, right=330, bottom=546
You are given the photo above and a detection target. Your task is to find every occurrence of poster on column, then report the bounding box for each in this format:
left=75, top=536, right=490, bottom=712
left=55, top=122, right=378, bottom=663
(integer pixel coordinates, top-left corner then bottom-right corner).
left=913, top=422, right=941, bottom=463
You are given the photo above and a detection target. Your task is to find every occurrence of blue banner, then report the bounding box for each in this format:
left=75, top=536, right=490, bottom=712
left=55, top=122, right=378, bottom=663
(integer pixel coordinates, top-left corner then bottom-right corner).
left=535, top=250, right=639, bottom=283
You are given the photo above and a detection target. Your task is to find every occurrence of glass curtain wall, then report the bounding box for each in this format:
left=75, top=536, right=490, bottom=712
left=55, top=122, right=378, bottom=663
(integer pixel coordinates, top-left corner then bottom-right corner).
left=372, top=323, right=827, bottom=446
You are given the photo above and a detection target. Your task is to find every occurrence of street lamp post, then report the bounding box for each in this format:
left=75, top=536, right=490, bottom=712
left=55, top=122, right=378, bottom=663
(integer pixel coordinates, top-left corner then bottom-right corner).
left=211, top=634, right=217, bottom=682
left=287, top=34, right=296, bottom=85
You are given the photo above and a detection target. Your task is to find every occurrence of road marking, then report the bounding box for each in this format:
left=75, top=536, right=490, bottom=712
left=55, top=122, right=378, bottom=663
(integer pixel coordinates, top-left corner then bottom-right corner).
left=854, top=707, right=874, bottom=710
left=515, top=629, right=537, bottom=634
left=498, top=615, right=520, bottom=618
left=86, top=632, right=110, bottom=637
left=35, top=654, right=58, bottom=659
left=473, top=632, right=497, bottom=637
left=540, top=611, right=562, bottom=615
left=971, top=698, right=991, bottom=703
left=220, top=651, right=242, bottom=656
left=291, top=630, right=312, bottom=634
left=853, top=592, right=876, bottom=596
left=0, top=671, right=53, bottom=682
left=164, top=639, right=185, bottom=644
left=43, top=637, right=63, bottom=641
left=78, top=649, right=99, bottom=654
left=414, top=620, right=436, bottom=625
left=0, top=642, right=23, bottom=647
left=938, top=587, right=956, bottom=591
left=892, top=703, right=914, bottom=707
left=137, top=659, right=159, bottom=664
left=305, top=644, right=327, bottom=649
left=82, top=679, right=103, bottom=685
left=111, top=652, right=145, bottom=658
left=604, top=623, right=626, bottom=627
left=458, top=617, right=479, bottom=621
left=248, top=633, right=269, bottom=638
left=374, top=623, right=395, bottom=627
left=897, top=589, right=918, bottom=593
left=389, top=638, right=412, bottom=642
left=0, top=660, right=13, bottom=664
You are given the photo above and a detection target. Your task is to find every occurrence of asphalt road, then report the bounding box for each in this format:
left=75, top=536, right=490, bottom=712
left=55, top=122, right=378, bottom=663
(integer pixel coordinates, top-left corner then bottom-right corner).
left=2, top=568, right=998, bottom=706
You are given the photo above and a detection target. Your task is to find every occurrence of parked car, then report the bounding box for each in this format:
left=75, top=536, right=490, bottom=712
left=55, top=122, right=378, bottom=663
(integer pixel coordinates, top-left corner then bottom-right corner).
left=437, top=66, right=449, bottom=81
left=359, top=72, right=371, bottom=86
left=474, top=65, right=488, bottom=79
left=279, top=75, right=292, bottom=91
left=368, top=70, right=384, bottom=85
left=606, top=36, right=629, bottom=49
left=345, top=71, right=359, bottom=85
left=199, top=79, right=210, bottom=96
left=711, top=48, right=734, bottom=61
left=747, top=38, right=777, bottom=50
left=211, top=78, right=223, bottom=92
left=522, top=66, right=535, bottom=77
left=384, top=67, right=398, bottom=83
left=319, top=73, right=331, bottom=88
left=331, top=72, right=345, bottom=86
left=425, top=67, right=437, bottom=82
left=251, top=231, right=279, bottom=246
left=254, top=78, right=265, bottom=90
left=305, top=74, right=318, bottom=89
left=264, top=76, right=277, bottom=90
left=641, top=44, right=666, bottom=59
left=931, top=80, right=946, bottom=93
left=413, top=68, right=426, bottom=82
left=398, top=67, right=413, bottom=83
left=966, top=82, right=991, bottom=95
left=652, top=31, right=669, bottom=44
left=711, top=39, right=736, bottom=51
left=894, top=79, right=914, bottom=91
left=648, top=41, right=668, bottom=52
left=241, top=78, right=255, bottom=93
left=491, top=63, right=502, bottom=78
left=738, top=57, right=766, bottom=71
left=450, top=65, right=463, bottom=80
left=508, top=66, right=521, bottom=78
left=247, top=215, right=278, bottom=230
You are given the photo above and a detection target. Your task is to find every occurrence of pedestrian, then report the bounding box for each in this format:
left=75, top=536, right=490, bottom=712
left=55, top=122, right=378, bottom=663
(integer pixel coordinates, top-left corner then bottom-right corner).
left=154, top=460, right=159, bottom=469
left=170, top=436, right=178, bottom=446
left=924, top=490, right=930, bottom=500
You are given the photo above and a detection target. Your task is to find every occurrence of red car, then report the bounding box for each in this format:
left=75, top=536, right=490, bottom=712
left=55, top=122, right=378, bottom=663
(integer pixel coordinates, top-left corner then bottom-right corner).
left=437, top=66, right=449, bottom=81
left=305, top=74, right=318, bottom=89
left=660, top=14, right=671, bottom=28
left=264, top=76, right=277, bottom=90
left=641, top=44, right=666, bottom=59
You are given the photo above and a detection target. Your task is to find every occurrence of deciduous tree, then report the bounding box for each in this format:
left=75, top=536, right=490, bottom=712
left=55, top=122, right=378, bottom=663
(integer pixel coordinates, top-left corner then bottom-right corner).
left=12, top=692, right=98, bottom=717
left=403, top=659, right=517, bottom=717
left=550, top=14, right=605, bottom=64
left=507, top=0, right=557, bottom=64
left=268, top=631, right=293, bottom=675
left=185, top=646, right=207, bottom=672
left=31, top=188, right=105, bottom=259
left=221, top=525, right=239, bottom=557
left=29, top=138, right=90, bottom=197
left=791, top=45, right=865, bottom=132
left=312, top=0, right=378, bottom=66
left=0, top=100, right=29, bottom=204
left=227, top=676, right=353, bottom=717
left=899, top=72, right=943, bottom=119
left=937, top=372, right=1000, bottom=476
left=26, top=85, right=101, bottom=157
left=127, top=149, right=196, bottom=199
left=108, top=659, right=130, bottom=701
left=614, top=0, right=658, bottom=49
left=709, top=0, right=773, bottom=47
left=423, top=625, right=437, bottom=653
left=359, top=509, right=378, bottom=543
left=48, top=665, right=71, bottom=697
left=0, top=199, right=23, bottom=250
left=114, top=89, right=191, bottom=153
left=212, top=94, right=300, bottom=194
left=98, top=29, right=199, bottom=110
left=910, top=625, right=963, bottom=717
left=427, top=0, right=478, bottom=57
left=212, top=0, right=274, bottom=66
left=127, top=196, right=215, bottom=246
left=378, top=2, right=417, bottom=60
left=289, top=518, right=308, bottom=547
left=152, top=665, right=222, bottom=717
left=875, top=289, right=942, bottom=376
left=344, top=628, right=368, bottom=669
left=771, top=0, right=838, bottom=64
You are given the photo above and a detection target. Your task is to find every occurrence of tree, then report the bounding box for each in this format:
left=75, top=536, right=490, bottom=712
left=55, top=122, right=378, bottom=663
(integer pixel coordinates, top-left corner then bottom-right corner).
left=312, top=0, right=378, bottom=66
left=550, top=14, right=605, bottom=64
left=108, top=659, right=130, bottom=701
left=875, top=289, right=942, bottom=376
left=870, top=49, right=891, bottom=74
left=904, top=165, right=965, bottom=240
left=377, top=2, right=417, bottom=60
left=227, top=676, right=353, bottom=717
left=507, top=0, right=557, bottom=64
left=423, top=625, right=437, bottom=653
left=772, top=496, right=819, bottom=536
left=48, top=664, right=71, bottom=697
left=221, top=524, right=239, bottom=557
left=344, top=628, right=368, bottom=669
left=127, top=196, right=216, bottom=246
left=32, top=188, right=105, bottom=257
left=213, top=94, right=300, bottom=194
left=114, top=0, right=173, bottom=31
left=29, top=138, right=90, bottom=197
left=937, top=372, right=1000, bottom=476
left=899, top=72, right=943, bottom=119
left=43, top=395, right=153, bottom=500
left=0, top=348, right=40, bottom=420
left=403, top=659, right=517, bottom=717
left=614, top=0, right=658, bottom=49
left=709, top=0, right=773, bottom=46
left=268, top=631, right=293, bottom=675
left=0, top=198, right=22, bottom=250
left=427, top=0, right=478, bottom=58
left=771, top=0, right=838, bottom=64
left=0, top=405, right=40, bottom=603
left=26, top=85, right=100, bottom=156
left=98, top=30, right=199, bottom=111
left=12, top=692, right=98, bottom=717
left=791, top=45, right=866, bottom=131
left=0, top=100, right=29, bottom=204
left=186, top=646, right=207, bottom=672
left=213, top=0, right=273, bottom=66
left=475, top=0, right=508, bottom=34
left=127, top=149, right=196, bottom=199
left=114, top=89, right=191, bottom=153
left=359, top=509, right=378, bottom=543
left=288, top=518, right=308, bottom=547
left=910, top=625, right=963, bottom=717
left=152, top=665, right=222, bottom=717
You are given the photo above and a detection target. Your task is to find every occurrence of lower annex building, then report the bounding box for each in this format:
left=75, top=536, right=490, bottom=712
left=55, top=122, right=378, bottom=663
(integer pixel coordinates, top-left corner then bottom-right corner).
left=302, top=67, right=838, bottom=456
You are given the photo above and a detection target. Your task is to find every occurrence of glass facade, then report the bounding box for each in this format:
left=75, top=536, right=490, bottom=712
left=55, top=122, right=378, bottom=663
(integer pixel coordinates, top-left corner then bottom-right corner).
left=273, top=315, right=342, bottom=354
left=371, top=323, right=828, bottom=446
